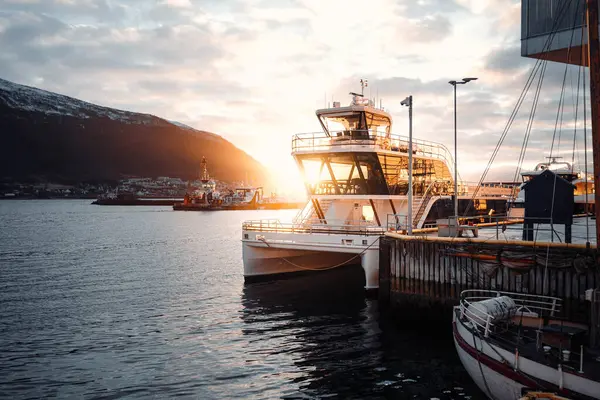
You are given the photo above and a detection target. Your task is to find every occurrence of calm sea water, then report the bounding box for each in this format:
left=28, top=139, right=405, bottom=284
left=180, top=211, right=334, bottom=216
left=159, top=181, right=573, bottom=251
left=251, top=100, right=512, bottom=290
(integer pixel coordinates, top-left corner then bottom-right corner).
left=0, top=200, right=484, bottom=399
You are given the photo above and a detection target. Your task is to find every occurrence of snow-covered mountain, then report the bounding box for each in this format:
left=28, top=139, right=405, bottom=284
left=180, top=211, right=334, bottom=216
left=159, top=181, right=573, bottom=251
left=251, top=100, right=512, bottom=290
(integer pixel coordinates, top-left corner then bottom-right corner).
left=0, top=78, right=159, bottom=124
left=0, top=78, right=269, bottom=185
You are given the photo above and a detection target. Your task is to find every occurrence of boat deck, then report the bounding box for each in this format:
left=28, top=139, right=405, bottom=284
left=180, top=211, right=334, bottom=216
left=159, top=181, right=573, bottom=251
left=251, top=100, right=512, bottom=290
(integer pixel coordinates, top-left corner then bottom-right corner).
left=454, top=307, right=600, bottom=385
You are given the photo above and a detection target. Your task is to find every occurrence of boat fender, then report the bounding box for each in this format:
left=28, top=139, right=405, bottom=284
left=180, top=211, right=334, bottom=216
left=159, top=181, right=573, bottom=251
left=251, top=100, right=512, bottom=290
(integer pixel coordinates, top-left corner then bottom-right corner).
left=466, top=296, right=517, bottom=323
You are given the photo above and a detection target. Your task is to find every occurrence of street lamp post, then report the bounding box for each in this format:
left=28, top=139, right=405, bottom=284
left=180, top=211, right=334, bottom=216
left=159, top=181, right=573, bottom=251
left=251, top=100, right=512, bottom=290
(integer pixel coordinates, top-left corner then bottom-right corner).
left=401, top=95, right=413, bottom=234
left=448, top=77, right=477, bottom=223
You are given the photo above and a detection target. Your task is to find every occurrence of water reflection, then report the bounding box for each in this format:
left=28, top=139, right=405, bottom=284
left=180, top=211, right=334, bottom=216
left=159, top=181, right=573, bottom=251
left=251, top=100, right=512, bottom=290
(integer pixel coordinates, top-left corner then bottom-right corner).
left=241, top=266, right=485, bottom=399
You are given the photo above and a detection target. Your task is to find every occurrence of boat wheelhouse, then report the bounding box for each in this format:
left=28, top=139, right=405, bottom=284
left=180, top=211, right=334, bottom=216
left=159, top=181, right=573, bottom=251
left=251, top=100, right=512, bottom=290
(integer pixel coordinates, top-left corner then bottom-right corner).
left=242, top=94, right=510, bottom=290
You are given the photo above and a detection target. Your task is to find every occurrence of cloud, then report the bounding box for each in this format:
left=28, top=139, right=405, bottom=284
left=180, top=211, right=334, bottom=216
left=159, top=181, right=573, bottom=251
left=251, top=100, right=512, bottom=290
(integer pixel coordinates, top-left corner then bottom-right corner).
left=403, top=14, right=453, bottom=43
left=395, top=0, right=467, bottom=19
left=485, top=45, right=530, bottom=73
left=0, top=0, right=589, bottom=189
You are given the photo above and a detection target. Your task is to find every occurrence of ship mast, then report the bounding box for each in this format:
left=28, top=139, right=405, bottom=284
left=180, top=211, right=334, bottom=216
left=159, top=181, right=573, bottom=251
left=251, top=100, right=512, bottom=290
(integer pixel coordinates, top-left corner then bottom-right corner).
left=200, top=157, right=210, bottom=183
left=586, top=0, right=600, bottom=247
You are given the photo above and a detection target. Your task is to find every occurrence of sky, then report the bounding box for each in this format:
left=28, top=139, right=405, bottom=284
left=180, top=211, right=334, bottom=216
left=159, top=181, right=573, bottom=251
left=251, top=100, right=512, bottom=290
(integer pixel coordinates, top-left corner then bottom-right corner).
left=0, top=0, right=593, bottom=195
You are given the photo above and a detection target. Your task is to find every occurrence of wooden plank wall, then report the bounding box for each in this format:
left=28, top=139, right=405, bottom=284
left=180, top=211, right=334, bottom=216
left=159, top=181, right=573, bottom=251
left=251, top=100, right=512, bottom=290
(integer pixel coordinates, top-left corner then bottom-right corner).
left=379, top=237, right=600, bottom=322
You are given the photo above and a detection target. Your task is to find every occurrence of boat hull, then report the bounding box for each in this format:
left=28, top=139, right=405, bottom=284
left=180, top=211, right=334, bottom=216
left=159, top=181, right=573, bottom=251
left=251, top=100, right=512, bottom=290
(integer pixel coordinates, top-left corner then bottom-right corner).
left=453, top=323, right=524, bottom=399
left=242, top=232, right=380, bottom=289
left=93, top=198, right=182, bottom=206
left=173, top=202, right=303, bottom=211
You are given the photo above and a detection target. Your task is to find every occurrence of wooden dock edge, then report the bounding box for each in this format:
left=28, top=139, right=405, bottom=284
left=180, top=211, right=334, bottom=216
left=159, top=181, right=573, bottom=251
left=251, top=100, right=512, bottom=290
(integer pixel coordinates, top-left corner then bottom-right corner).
left=384, top=231, right=596, bottom=250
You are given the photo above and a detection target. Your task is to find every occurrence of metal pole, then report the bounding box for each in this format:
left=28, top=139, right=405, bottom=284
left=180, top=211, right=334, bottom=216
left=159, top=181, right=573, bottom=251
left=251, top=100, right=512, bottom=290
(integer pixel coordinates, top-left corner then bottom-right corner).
left=585, top=0, right=600, bottom=248
left=453, top=84, right=458, bottom=221
left=408, top=95, right=413, bottom=235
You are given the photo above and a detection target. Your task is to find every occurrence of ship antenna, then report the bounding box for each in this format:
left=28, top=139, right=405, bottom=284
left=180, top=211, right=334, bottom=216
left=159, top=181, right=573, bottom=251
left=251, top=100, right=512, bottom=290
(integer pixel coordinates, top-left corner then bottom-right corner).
left=360, top=78, right=368, bottom=96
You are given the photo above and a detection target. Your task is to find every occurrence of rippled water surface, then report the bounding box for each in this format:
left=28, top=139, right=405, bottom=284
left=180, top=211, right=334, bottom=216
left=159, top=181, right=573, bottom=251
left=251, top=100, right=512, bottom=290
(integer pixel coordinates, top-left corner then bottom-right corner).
left=0, top=200, right=484, bottom=399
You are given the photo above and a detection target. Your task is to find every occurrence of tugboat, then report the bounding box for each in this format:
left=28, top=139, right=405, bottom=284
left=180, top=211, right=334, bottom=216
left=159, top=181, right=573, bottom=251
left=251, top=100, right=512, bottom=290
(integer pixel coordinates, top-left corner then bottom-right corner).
left=173, top=157, right=222, bottom=210
left=173, top=158, right=264, bottom=211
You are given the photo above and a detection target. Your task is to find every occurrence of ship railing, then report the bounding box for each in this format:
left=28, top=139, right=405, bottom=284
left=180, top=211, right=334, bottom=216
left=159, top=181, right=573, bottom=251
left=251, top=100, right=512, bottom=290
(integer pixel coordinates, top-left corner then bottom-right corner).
left=292, top=131, right=453, bottom=160
left=242, top=218, right=385, bottom=236
left=419, top=181, right=516, bottom=197
left=291, top=131, right=461, bottom=181
left=459, top=290, right=563, bottom=338
left=459, top=181, right=518, bottom=197
left=385, top=214, right=410, bottom=233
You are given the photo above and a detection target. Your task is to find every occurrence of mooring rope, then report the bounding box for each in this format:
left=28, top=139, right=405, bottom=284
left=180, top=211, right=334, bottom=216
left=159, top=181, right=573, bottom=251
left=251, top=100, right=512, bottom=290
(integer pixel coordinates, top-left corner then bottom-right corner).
left=471, top=328, right=497, bottom=400
left=257, top=236, right=381, bottom=272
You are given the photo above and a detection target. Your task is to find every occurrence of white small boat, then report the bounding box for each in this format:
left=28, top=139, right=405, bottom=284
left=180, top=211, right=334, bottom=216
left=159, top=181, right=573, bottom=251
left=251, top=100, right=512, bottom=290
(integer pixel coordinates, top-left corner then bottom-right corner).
left=453, top=289, right=600, bottom=400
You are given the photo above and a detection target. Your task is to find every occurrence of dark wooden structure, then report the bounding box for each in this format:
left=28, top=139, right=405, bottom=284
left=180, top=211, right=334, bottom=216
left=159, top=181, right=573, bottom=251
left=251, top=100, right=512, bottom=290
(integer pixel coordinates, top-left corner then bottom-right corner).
left=587, top=0, right=600, bottom=248
left=379, top=235, right=599, bottom=322
left=377, top=0, right=600, bottom=325
left=521, top=169, right=575, bottom=242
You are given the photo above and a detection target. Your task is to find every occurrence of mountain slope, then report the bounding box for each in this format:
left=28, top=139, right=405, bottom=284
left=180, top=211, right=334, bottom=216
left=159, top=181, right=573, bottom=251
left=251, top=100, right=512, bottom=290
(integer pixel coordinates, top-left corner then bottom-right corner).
left=0, top=78, right=269, bottom=185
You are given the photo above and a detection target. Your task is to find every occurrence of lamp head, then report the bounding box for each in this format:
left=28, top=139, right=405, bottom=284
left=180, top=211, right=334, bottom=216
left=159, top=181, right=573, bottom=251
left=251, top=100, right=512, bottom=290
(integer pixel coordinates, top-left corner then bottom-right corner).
left=462, top=77, right=478, bottom=83
left=400, top=96, right=411, bottom=106
left=448, top=80, right=457, bottom=86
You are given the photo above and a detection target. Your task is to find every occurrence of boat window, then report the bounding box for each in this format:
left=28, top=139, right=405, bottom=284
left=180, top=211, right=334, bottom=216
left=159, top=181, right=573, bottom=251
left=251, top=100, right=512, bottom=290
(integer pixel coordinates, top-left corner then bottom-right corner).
left=365, top=112, right=391, bottom=138
left=320, top=112, right=368, bottom=138
left=298, top=153, right=388, bottom=195
left=378, top=154, right=454, bottom=195
left=474, top=199, right=487, bottom=211
left=362, top=205, right=375, bottom=222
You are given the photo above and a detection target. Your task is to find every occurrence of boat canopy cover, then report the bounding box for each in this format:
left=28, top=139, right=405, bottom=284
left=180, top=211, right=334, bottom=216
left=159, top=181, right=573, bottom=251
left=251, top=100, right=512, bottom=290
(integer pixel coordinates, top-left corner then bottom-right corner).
left=315, top=105, right=392, bottom=122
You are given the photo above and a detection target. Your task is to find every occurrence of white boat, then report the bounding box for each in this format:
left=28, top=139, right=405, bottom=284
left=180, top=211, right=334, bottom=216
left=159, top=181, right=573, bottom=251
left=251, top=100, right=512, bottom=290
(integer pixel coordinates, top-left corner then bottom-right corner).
left=242, top=92, right=511, bottom=290
left=508, top=158, right=594, bottom=218
left=453, top=289, right=600, bottom=400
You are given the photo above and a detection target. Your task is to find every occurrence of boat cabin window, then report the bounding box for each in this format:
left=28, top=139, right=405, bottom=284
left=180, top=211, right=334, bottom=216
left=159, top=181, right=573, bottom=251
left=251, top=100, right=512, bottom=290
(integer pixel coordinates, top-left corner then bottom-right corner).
left=298, top=153, right=388, bottom=195
left=362, top=205, right=375, bottom=222
left=319, top=111, right=390, bottom=140
left=365, top=112, right=390, bottom=138
left=319, top=112, right=368, bottom=139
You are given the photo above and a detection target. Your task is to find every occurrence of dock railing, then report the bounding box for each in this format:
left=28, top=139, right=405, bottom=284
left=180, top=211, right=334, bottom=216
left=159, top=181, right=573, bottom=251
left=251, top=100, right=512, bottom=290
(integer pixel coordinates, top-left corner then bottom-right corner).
left=386, top=214, right=570, bottom=241
left=459, top=215, right=577, bottom=242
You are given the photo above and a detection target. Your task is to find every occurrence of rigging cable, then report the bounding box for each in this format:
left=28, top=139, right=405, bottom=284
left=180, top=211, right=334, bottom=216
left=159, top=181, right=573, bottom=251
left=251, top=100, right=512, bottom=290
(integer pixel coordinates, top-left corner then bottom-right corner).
left=550, top=0, right=583, bottom=162
left=541, top=1, right=584, bottom=287
left=546, top=0, right=583, bottom=246
left=461, top=0, right=577, bottom=218
left=582, top=20, right=591, bottom=244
